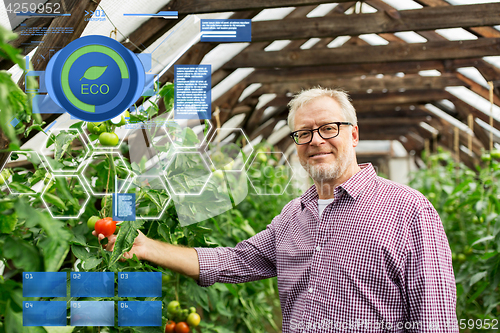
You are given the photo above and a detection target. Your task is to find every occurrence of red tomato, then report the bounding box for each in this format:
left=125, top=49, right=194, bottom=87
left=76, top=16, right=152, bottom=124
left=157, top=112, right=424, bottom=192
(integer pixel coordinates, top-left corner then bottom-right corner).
left=94, top=217, right=116, bottom=237
left=165, top=320, right=176, bottom=333
left=175, top=322, right=189, bottom=333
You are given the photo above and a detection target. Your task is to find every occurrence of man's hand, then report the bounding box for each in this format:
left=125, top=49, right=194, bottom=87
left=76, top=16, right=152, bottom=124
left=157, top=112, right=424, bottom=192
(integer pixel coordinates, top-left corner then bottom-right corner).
left=91, top=228, right=200, bottom=280
left=92, top=229, right=149, bottom=261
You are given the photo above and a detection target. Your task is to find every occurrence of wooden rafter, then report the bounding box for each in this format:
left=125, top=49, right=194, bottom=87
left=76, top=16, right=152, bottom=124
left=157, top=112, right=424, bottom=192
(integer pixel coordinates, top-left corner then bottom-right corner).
left=251, top=3, right=500, bottom=42
left=224, top=38, right=500, bottom=69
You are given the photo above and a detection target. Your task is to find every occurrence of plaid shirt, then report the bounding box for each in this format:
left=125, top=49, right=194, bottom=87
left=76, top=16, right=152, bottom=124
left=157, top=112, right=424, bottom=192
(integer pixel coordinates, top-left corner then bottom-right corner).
left=195, top=164, right=458, bottom=332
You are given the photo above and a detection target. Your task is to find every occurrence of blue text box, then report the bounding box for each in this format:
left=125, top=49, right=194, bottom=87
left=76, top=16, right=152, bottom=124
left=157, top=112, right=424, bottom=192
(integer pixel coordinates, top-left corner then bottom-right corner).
left=70, top=301, right=114, bottom=326
left=70, top=272, right=114, bottom=297
left=118, top=272, right=161, bottom=297
left=113, top=193, right=136, bottom=221
left=201, top=19, right=251, bottom=42
left=174, top=65, right=211, bottom=120
left=23, top=301, right=67, bottom=326
left=23, top=272, right=66, bottom=297
left=118, top=301, right=162, bottom=326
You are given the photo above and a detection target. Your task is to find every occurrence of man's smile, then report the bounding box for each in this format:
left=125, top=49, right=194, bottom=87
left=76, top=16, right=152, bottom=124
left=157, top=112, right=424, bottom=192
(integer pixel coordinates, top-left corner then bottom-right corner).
left=309, top=152, right=333, bottom=158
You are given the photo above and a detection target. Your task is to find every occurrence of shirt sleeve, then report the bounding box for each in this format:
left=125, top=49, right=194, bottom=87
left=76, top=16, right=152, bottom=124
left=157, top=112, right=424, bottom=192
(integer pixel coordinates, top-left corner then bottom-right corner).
left=403, top=206, right=458, bottom=332
left=194, top=217, right=278, bottom=287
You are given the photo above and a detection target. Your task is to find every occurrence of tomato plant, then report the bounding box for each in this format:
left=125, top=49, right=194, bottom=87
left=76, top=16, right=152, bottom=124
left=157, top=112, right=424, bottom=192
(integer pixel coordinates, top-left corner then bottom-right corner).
left=410, top=148, right=500, bottom=330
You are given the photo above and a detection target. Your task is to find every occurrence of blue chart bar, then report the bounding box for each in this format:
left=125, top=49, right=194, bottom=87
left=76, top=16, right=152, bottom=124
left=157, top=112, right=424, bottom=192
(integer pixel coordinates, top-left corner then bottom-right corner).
left=118, top=272, right=161, bottom=297
left=118, top=301, right=162, bottom=326
left=70, top=301, right=114, bottom=326
left=23, top=301, right=66, bottom=326
left=70, top=272, right=114, bottom=297
left=23, top=272, right=66, bottom=297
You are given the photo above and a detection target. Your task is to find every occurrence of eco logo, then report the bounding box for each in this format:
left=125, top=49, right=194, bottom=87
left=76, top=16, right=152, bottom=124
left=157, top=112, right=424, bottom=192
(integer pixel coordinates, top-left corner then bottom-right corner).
left=45, top=35, right=145, bottom=122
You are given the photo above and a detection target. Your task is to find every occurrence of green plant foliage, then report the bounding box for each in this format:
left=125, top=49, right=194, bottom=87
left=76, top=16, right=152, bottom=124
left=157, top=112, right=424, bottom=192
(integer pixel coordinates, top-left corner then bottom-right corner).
left=410, top=149, right=500, bottom=330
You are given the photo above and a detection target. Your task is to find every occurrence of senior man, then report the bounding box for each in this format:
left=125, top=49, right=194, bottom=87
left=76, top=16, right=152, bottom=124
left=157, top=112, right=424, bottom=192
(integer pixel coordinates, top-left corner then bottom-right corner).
left=96, top=87, right=458, bottom=332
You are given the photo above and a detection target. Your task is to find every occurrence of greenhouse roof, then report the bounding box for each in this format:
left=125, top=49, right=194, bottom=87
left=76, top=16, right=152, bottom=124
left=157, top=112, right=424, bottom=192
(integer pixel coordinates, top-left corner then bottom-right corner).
left=2, top=0, right=500, bottom=169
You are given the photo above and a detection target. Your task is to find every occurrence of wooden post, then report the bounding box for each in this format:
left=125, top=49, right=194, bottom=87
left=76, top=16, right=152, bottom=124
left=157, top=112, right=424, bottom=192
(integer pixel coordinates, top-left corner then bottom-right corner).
left=468, top=114, right=473, bottom=155
left=488, top=81, right=494, bottom=151
left=454, top=127, right=460, bottom=162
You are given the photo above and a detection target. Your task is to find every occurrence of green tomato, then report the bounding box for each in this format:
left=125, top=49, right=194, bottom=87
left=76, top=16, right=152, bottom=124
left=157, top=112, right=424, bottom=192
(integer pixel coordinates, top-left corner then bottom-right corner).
left=458, top=253, right=466, bottom=262
left=87, top=216, right=100, bottom=230
left=167, top=301, right=180, bottom=314
left=428, top=192, right=436, bottom=200
left=187, top=312, right=201, bottom=327
left=98, top=132, right=119, bottom=146
left=257, top=153, right=267, bottom=163
left=189, top=307, right=196, bottom=314
left=481, top=153, right=492, bottom=162
left=491, top=149, right=500, bottom=159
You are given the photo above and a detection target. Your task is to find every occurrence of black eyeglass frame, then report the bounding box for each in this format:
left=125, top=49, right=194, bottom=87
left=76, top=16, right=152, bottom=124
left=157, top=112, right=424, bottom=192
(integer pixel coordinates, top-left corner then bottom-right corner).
left=289, top=122, right=353, bottom=145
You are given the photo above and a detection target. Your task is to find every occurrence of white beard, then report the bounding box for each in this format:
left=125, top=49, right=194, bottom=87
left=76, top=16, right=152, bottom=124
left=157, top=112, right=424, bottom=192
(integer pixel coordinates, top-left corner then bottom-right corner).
left=300, top=148, right=353, bottom=182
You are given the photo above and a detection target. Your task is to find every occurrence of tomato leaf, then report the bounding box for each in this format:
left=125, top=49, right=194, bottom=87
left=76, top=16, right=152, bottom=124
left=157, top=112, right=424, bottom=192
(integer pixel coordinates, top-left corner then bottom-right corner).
left=83, top=257, right=103, bottom=270
left=109, top=220, right=144, bottom=267
left=0, top=211, right=17, bottom=234
left=42, top=193, right=67, bottom=211
left=71, top=245, right=91, bottom=261
left=39, top=237, right=70, bottom=272
left=3, top=238, right=41, bottom=272
left=4, top=299, right=23, bottom=333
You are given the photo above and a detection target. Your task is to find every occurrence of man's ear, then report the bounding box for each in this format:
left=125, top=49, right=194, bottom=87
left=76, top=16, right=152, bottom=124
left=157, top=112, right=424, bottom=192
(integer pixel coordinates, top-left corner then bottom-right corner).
left=352, top=125, right=359, bottom=147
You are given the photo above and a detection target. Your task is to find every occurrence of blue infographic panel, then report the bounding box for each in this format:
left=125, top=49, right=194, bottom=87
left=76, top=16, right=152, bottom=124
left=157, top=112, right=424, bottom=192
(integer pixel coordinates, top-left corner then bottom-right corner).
left=70, top=272, right=114, bottom=297
left=113, top=193, right=136, bottom=221
left=23, top=272, right=66, bottom=297
left=118, top=301, right=162, bottom=326
left=23, top=301, right=67, bottom=326
left=70, top=301, right=114, bottom=326
left=201, top=19, right=251, bottom=42
left=174, top=65, right=211, bottom=120
left=118, top=272, right=161, bottom=297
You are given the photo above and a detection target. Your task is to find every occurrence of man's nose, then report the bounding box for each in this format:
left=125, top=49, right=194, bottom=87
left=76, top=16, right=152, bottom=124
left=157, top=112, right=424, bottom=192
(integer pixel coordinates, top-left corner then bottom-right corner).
left=309, top=131, right=326, bottom=145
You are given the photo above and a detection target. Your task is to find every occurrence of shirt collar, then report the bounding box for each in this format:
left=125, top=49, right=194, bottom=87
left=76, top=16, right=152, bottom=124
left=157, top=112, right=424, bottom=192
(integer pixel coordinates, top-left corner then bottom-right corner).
left=300, top=163, right=377, bottom=207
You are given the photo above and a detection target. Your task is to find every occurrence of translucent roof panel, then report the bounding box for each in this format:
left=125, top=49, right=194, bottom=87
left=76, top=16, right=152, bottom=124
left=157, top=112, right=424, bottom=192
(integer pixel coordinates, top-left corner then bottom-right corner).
left=435, top=28, right=478, bottom=41
left=252, top=7, right=295, bottom=21
left=456, top=67, right=489, bottom=88
left=306, top=3, right=339, bottom=18
left=445, top=87, right=500, bottom=121
left=379, top=0, right=423, bottom=10
left=393, top=32, right=427, bottom=43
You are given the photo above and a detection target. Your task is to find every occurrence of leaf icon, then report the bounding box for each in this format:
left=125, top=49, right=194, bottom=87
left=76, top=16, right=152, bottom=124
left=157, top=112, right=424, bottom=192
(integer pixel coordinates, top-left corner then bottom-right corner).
left=80, top=66, right=107, bottom=81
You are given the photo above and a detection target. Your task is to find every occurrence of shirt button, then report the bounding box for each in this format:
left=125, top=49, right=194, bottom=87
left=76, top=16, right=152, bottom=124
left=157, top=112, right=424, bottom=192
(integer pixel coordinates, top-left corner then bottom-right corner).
left=316, top=246, right=321, bottom=251
left=308, top=288, right=313, bottom=293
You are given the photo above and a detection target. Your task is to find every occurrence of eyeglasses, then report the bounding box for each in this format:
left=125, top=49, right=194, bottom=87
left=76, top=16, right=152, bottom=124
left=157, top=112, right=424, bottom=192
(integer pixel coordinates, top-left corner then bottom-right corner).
left=290, top=122, right=353, bottom=145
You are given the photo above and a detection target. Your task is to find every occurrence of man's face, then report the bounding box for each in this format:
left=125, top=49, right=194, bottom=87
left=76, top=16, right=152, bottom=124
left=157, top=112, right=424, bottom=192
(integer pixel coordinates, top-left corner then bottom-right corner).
left=294, top=96, right=359, bottom=182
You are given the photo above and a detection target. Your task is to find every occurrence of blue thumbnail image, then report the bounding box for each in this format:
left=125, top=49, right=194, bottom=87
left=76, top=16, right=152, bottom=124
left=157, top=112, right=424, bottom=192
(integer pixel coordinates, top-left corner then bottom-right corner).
left=23, top=272, right=66, bottom=297
left=118, top=301, right=162, bottom=326
left=70, top=301, right=114, bottom=326
left=71, top=272, right=114, bottom=297
left=23, top=301, right=67, bottom=326
left=118, top=272, right=161, bottom=297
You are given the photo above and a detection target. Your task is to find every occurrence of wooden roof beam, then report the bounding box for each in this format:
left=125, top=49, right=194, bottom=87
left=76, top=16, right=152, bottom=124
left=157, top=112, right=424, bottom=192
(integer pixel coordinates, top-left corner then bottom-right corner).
left=170, top=0, right=351, bottom=14
left=249, top=73, right=465, bottom=95
left=251, top=3, right=500, bottom=42
left=224, top=38, right=500, bottom=69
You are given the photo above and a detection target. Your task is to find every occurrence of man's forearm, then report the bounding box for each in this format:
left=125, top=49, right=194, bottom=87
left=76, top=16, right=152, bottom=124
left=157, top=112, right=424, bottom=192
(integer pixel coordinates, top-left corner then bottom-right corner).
left=143, top=238, right=200, bottom=280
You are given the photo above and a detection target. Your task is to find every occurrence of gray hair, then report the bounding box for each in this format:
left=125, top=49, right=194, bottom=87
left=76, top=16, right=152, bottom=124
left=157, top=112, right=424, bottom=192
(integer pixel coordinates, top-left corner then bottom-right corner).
left=287, top=87, right=358, bottom=131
